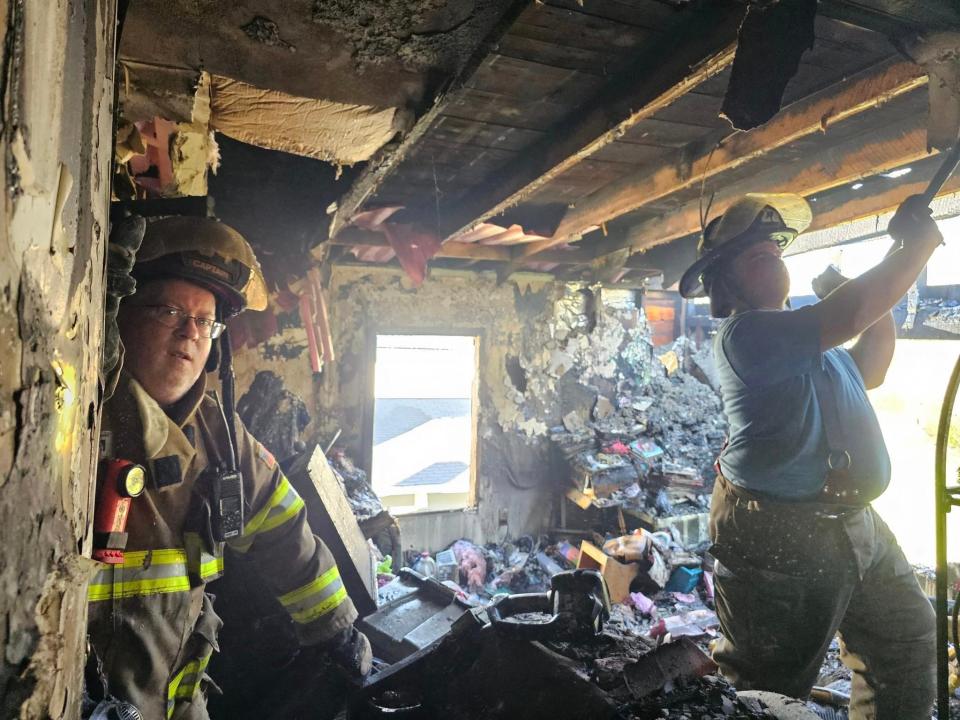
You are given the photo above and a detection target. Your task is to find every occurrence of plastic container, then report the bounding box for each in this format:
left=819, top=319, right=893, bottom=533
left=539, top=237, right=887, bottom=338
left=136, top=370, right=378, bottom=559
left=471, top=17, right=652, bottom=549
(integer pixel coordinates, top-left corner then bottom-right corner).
left=664, top=566, right=702, bottom=593
left=412, top=552, right=437, bottom=578
left=435, top=549, right=458, bottom=583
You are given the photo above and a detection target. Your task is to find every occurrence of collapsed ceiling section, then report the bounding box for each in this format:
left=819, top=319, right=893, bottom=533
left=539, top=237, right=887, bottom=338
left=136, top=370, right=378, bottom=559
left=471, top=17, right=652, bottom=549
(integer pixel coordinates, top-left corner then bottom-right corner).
left=114, top=0, right=960, bottom=287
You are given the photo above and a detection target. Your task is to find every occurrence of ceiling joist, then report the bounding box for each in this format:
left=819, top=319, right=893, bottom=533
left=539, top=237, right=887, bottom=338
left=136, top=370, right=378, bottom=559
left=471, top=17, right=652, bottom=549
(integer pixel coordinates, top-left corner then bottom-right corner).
left=611, top=120, right=933, bottom=256
left=801, top=174, right=960, bottom=240
left=328, top=0, right=534, bottom=240
left=513, top=58, right=926, bottom=271
left=437, top=4, right=746, bottom=242
left=328, top=228, right=594, bottom=265
left=520, top=57, right=926, bottom=258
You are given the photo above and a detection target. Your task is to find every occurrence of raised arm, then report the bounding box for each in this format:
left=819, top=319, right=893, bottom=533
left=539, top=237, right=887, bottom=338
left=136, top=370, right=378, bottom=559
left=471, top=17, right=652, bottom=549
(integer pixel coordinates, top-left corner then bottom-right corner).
left=812, top=196, right=942, bottom=353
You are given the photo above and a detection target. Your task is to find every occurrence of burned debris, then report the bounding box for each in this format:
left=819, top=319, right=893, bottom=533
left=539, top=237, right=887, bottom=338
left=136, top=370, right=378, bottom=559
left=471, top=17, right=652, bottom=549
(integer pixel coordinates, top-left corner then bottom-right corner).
left=546, top=293, right=727, bottom=522
left=11, top=1, right=960, bottom=719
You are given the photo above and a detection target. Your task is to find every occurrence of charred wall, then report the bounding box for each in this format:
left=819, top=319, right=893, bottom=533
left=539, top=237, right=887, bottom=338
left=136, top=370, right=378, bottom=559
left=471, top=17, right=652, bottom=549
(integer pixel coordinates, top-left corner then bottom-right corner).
left=0, top=2, right=115, bottom=717
left=231, top=265, right=665, bottom=552
left=232, top=265, right=566, bottom=548
left=317, top=266, right=563, bottom=548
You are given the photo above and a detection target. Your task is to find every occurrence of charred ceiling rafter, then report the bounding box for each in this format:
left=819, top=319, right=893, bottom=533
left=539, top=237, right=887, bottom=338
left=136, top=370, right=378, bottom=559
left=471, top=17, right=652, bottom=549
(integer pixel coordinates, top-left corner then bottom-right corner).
left=329, top=227, right=594, bottom=265
left=328, top=0, right=534, bottom=241
left=434, top=2, right=746, bottom=245
left=797, top=171, right=960, bottom=243
left=540, top=57, right=928, bottom=264
left=817, top=0, right=960, bottom=38
left=610, top=118, right=934, bottom=258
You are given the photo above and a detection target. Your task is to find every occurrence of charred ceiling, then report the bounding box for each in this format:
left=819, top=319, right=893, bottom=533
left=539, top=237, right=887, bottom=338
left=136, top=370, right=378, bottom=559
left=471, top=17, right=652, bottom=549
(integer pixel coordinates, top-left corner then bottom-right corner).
left=114, top=0, right=960, bottom=288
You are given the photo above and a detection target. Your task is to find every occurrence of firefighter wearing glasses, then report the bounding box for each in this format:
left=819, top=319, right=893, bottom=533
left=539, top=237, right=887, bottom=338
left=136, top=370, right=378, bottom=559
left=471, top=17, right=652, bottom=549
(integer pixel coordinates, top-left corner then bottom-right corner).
left=87, top=216, right=370, bottom=720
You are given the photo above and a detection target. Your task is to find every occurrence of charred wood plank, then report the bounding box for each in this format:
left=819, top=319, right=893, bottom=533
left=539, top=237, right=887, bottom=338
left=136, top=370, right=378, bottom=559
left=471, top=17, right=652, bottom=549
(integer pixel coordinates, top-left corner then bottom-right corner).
left=328, top=0, right=534, bottom=240
left=537, top=58, right=924, bottom=259
left=441, top=3, right=745, bottom=244
left=607, top=119, right=933, bottom=256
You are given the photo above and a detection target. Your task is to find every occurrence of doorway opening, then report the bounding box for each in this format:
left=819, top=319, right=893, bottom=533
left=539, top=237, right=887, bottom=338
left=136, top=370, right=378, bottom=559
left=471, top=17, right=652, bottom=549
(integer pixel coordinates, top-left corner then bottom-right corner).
left=370, top=334, right=479, bottom=515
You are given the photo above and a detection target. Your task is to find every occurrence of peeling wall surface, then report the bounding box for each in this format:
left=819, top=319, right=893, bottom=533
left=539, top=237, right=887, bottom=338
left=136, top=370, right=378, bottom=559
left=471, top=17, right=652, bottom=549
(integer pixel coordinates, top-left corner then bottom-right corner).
left=318, top=266, right=561, bottom=548
left=251, top=265, right=654, bottom=552
left=0, top=2, right=114, bottom=717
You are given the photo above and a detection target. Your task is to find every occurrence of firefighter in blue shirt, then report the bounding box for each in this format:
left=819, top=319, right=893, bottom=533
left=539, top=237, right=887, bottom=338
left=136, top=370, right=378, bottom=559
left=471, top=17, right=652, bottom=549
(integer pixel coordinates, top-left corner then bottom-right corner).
left=679, top=193, right=941, bottom=720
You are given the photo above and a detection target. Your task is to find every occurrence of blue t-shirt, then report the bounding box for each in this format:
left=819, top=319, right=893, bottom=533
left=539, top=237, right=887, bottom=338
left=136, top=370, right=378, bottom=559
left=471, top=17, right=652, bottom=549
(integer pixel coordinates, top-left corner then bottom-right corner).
left=714, top=308, right=891, bottom=499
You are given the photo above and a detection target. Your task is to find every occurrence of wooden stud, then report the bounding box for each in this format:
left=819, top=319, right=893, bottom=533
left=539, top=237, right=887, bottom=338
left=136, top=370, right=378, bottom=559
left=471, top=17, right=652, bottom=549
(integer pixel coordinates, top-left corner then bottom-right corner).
left=614, top=122, right=932, bottom=255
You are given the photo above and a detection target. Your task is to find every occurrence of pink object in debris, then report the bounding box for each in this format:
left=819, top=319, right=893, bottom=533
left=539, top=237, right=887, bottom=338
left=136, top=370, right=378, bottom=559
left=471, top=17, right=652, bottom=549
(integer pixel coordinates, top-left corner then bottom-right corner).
left=648, top=618, right=667, bottom=640
left=651, top=609, right=720, bottom=640
left=629, top=592, right=656, bottom=617
left=703, top=570, right=715, bottom=601
left=604, top=441, right=632, bottom=456
left=351, top=206, right=442, bottom=287
left=672, top=592, right=697, bottom=604
left=452, top=540, right=487, bottom=593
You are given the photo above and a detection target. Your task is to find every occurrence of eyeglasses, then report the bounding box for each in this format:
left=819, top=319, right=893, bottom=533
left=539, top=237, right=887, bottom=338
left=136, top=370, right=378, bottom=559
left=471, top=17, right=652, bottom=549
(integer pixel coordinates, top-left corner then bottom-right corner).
left=134, top=304, right=225, bottom=339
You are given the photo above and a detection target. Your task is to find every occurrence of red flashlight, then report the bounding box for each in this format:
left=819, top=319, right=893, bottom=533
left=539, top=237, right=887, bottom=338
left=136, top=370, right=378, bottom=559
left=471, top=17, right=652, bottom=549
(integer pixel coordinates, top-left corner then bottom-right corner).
left=93, top=460, right=146, bottom=564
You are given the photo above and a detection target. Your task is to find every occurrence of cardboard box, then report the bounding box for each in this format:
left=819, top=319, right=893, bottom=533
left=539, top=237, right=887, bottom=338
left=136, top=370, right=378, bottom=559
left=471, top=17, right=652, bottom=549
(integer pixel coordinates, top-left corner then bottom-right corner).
left=576, top=540, right=639, bottom=603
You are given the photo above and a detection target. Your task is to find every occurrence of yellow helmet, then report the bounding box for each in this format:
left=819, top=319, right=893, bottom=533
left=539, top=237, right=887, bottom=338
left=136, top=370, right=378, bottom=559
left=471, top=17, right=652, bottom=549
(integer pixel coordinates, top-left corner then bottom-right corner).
left=133, top=216, right=268, bottom=317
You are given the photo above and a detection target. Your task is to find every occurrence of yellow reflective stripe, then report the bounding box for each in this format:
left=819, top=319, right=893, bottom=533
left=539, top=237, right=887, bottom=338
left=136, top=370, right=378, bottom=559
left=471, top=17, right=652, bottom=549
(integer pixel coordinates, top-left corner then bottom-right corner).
left=199, top=555, right=224, bottom=579
left=232, top=476, right=305, bottom=553
left=289, top=585, right=349, bottom=624
left=167, top=652, right=213, bottom=718
left=90, top=576, right=190, bottom=601
left=259, top=494, right=305, bottom=534
left=123, top=549, right=188, bottom=566
left=278, top=567, right=349, bottom=624
left=242, top=477, right=293, bottom=536
left=279, top=567, right=339, bottom=606
left=87, top=549, right=223, bottom=601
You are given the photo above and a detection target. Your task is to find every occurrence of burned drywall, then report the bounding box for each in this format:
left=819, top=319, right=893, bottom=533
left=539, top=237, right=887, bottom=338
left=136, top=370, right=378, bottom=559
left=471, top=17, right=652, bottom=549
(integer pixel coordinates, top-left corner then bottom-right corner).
left=316, top=266, right=559, bottom=543
left=230, top=264, right=720, bottom=550
left=0, top=2, right=115, bottom=718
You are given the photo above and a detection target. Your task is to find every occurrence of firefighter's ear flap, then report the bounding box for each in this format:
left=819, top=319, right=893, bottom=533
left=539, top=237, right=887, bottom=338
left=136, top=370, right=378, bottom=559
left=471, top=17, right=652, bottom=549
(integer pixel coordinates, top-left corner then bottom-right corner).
left=205, top=340, right=220, bottom=373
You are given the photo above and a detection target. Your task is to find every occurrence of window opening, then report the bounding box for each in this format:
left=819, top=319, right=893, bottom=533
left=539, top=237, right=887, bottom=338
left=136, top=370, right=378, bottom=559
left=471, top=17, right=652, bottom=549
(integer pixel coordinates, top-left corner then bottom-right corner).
left=371, top=334, right=478, bottom=515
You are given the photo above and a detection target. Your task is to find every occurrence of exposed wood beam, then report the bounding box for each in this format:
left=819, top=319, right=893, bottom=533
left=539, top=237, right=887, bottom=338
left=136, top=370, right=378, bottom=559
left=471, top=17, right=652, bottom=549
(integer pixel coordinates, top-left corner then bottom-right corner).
left=328, top=227, right=593, bottom=264
left=328, top=0, right=533, bottom=240
left=329, top=229, right=512, bottom=262
left=610, top=120, right=933, bottom=255
left=803, top=175, right=960, bottom=237
left=817, top=0, right=960, bottom=36
left=440, top=5, right=745, bottom=242
left=518, top=57, right=926, bottom=261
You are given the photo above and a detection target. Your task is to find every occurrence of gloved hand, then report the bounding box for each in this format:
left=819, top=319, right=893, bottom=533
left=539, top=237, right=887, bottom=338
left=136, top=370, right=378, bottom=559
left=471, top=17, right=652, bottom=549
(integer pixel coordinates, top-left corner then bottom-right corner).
left=324, top=626, right=373, bottom=679
left=888, top=194, right=943, bottom=248
left=811, top=264, right=848, bottom=300
left=102, top=215, right=145, bottom=382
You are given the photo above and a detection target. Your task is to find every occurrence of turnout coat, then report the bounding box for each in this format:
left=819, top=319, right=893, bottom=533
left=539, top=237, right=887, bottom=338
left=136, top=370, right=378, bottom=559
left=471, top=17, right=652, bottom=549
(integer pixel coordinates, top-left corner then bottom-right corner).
left=87, top=372, right=357, bottom=719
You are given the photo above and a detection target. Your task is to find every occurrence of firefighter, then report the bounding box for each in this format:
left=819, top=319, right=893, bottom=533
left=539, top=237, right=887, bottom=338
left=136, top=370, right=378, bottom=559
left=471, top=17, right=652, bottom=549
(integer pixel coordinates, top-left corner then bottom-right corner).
left=679, top=193, right=940, bottom=719
left=86, top=216, right=371, bottom=720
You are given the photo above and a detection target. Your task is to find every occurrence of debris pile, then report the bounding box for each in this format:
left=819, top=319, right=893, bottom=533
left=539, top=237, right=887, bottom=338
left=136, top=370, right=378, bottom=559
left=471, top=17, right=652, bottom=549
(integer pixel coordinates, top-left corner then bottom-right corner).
left=506, top=285, right=726, bottom=520
left=366, top=534, right=787, bottom=720
left=554, top=343, right=726, bottom=520
left=327, top=449, right=385, bottom=522
left=237, top=370, right=311, bottom=464
left=401, top=528, right=719, bottom=640
left=624, top=676, right=778, bottom=719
